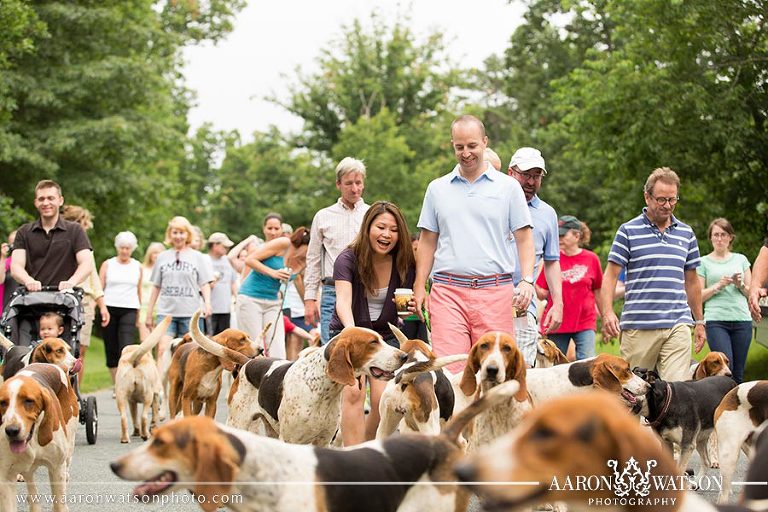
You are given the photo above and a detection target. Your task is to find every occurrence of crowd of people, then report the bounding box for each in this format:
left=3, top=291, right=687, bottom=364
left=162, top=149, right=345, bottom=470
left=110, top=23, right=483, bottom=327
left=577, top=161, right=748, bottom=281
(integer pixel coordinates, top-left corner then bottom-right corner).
left=2, top=113, right=767, bottom=447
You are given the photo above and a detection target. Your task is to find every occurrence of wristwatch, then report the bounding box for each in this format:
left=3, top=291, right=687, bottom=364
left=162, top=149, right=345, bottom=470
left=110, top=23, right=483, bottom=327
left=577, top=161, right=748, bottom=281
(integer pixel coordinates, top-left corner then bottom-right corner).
left=693, top=319, right=707, bottom=326
left=522, top=276, right=534, bottom=285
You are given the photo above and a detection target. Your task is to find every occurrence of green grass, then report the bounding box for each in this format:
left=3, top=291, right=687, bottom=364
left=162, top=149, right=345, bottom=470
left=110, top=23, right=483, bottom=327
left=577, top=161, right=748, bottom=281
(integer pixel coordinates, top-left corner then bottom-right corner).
left=595, top=332, right=768, bottom=382
left=81, top=335, right=112, bottom=393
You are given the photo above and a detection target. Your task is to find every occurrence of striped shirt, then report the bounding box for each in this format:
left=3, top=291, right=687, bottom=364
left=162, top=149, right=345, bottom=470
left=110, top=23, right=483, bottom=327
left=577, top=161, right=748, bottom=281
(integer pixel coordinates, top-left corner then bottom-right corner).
left=304, top=198, right=369, bottom=301
left=608, top=209, right=700, bottom=330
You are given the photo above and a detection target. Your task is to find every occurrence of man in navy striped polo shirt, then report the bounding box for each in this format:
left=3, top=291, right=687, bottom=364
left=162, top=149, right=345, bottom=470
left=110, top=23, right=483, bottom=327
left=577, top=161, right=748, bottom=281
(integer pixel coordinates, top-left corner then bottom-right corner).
left=600, top=167, right=706, bottom=381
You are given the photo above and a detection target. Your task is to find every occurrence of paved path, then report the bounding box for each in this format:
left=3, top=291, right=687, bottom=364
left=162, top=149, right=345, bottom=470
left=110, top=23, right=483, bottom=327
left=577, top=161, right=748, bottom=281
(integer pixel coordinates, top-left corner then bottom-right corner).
left=14, top=385, right=750, bottom=511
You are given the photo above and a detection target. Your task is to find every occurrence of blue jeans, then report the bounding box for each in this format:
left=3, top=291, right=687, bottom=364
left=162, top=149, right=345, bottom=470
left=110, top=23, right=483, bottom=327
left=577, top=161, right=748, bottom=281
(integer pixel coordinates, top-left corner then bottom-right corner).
left=549, top=330, right=596, bottom=361
left=156, top=315, right=190, bottom=338
left=320, top=284, right=337, bottom=345
left=706, top=321, right=752, bottom=383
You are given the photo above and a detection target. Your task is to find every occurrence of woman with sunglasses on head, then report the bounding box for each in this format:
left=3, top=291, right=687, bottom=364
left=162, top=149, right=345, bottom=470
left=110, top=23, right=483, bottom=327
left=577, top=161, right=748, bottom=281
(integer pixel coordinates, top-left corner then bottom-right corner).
left=145, top=216, right=213, bottom=360
left=698, top=218, right=752, bottom=383
left=237, top=223, right=311, bottom=359
left=329, top=201, right=416, bottom=445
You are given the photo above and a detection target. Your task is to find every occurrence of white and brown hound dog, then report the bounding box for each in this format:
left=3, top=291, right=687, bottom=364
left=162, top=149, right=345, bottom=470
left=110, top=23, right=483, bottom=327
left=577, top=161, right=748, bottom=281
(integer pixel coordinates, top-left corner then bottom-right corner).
left=167, top=312, right=259, bottom=419
left=376, top=324, right=466, bottom=439
left=455, top=331, right=532, bottom=449
left=689, top=351, right=732, bottom=381
left=715, top=380, right=768, bottom=503
left=0, top=363, right=80, bottom=512
left=190, top=314, right=407, bottom=446
left=0, top=333, right=80, bottom=384
left=525, top=353, right=650, bottom=410
left=115, top=317, right=170, bottom=443
left=455, top=391, right=719, bottom=512
left=111, top=380, right=521, bottom=512
left=534, top=338, right=569, bottom=368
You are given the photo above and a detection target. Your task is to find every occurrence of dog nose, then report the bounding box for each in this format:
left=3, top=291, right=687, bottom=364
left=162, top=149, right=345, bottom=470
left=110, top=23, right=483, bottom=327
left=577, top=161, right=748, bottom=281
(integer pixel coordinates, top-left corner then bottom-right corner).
left=454, top=462, right=477, bottom=482
left=5, top=425, right=20, bottom=438
left=485, top=366, right=499, bottom=379
left=109, top=461, right=123, bottom=475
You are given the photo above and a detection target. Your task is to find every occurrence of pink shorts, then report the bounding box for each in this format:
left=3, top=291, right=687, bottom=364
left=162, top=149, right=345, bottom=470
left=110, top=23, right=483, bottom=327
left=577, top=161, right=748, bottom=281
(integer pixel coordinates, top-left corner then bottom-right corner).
left=428, top=282, right=515, bottom=373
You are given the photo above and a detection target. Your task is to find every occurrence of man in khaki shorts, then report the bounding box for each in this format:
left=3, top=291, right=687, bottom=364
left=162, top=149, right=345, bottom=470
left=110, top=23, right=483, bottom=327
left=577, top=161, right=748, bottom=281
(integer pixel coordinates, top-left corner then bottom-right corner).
left=600, top=168, right=706, bottom=381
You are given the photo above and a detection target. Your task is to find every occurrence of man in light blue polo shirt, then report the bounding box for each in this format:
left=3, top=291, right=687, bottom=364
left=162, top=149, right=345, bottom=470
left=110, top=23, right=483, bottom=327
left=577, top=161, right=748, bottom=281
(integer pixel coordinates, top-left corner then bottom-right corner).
left=414, top=115, right=535, bottom=373
left=508, top=147, right=563, bottom=366
left=600, top=167, right=706, bottom=381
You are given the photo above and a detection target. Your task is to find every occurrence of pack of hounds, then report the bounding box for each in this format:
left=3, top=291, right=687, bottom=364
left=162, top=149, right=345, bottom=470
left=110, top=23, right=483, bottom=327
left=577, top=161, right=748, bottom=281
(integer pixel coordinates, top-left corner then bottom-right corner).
left=2, top=311, right=768, bottom=512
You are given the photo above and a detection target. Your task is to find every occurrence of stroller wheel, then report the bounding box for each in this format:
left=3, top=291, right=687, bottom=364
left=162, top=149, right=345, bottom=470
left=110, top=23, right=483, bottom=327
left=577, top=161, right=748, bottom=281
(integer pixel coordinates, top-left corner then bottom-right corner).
left=84, top=396, right=98, bottom=445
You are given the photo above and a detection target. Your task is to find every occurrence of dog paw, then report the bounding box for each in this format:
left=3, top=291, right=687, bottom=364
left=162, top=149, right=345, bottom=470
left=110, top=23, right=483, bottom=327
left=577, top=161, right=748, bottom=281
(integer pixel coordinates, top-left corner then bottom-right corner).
left=710, top=462, right=720, bottom=469
left=120, top=438, right=130, bottom=444
left=16, top=474, right=25, bottom=482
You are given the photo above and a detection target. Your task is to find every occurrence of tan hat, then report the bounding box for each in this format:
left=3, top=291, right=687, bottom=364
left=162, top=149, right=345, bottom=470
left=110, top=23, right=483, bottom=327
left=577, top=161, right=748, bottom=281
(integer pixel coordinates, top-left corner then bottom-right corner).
left=207, top=232, right=234, bottom=247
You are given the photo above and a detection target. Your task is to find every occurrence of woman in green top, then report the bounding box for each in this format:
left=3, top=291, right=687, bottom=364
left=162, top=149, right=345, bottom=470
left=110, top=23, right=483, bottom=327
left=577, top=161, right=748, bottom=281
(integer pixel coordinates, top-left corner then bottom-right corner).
left=697, top=218, right=752, bottom=383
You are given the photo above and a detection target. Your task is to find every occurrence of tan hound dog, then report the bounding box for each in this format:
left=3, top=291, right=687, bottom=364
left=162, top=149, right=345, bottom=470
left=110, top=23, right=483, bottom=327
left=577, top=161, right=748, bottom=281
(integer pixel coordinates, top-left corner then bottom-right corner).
left=0, top=363, right=80, bottom=512
left=525, top=353, right=650, bottom=411
left=689, top=351, right=732, bottom=381
left=115, top=317, right=171, bottom=443
left=455, top=391, right=719, bottom=512
left=534, top=338, right=569, bottom=368
left=376, top=324, right=466, bottom=438
left=456, top=331, right=532, bottom=449
left=0, top=333, right=80, bottom=384
left=190, top=314, right=406, bottom=446
left=111, top=380, right=521, bottom=512
left=166, top=312, right=258, bottom=419
left=714, top=380, right=768, bottom=503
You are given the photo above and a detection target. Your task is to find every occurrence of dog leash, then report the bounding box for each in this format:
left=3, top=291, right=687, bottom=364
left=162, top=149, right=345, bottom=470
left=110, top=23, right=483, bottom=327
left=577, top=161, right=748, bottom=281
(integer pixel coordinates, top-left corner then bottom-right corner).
left=265, top=276, right=290, bottom=357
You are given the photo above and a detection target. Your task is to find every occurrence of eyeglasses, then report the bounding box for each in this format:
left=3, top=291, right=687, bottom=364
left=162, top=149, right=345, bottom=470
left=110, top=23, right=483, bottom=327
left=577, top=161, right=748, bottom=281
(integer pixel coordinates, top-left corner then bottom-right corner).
left=649, top=195, right=679, bottom=206
left=509, top=169, right=545, bottom=181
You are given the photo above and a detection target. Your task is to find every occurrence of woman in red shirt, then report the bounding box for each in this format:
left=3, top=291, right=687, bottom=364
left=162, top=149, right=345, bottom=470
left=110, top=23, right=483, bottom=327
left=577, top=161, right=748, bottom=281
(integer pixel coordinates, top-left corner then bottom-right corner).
left=536, top=215, right=603, bottom=360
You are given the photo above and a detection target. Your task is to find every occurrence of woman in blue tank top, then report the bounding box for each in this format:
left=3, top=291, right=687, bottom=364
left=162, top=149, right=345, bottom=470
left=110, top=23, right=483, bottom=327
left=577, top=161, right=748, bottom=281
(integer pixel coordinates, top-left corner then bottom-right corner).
left=236, top=220, right=310, bottom=359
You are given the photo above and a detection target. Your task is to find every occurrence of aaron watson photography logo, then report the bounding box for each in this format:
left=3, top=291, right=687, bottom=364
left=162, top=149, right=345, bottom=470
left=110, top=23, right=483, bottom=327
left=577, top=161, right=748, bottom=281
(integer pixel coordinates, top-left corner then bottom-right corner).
left=548, top=457, right=722, bottom=507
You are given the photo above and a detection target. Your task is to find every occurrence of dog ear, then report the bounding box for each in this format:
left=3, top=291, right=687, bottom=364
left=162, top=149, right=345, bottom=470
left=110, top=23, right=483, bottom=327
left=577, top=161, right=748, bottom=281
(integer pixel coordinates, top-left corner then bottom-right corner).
left=553, top=345, right=569, bottom=365
left=194, top=429, right=239, bottom=512
left=459, top=345, right=480, bottom=397
left=592, top=361, right=622, bottom=394
left=37, top=388, right=60, bottom=447
left=506, top=347, right=528, bottom=402
left=326, top=339, right=357, bottom=387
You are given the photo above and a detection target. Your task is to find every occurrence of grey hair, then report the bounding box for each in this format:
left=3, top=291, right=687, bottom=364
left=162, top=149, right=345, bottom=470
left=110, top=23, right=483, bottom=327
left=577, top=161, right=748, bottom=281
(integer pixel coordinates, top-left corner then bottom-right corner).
left=114, top=231, right=138, bottom=251
left=644, top=167, right=680, bottom=195
left=335, top=157, right=366, bottom=182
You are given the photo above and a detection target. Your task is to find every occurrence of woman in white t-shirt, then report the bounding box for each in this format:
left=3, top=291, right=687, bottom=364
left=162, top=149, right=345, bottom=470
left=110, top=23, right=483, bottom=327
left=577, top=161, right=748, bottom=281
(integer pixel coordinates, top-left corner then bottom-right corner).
left=99, top=231, right=142, bottom=384
left=145, top=216, right=213, bottom=360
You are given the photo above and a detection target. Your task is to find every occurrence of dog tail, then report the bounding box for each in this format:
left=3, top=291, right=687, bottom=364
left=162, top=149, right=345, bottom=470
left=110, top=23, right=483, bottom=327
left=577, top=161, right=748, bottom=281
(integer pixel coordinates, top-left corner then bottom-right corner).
left=395, top=354, right=468, bottom=385
left=0, top=331, right=13, bottom=351
left=441, top=379, right=520, bottom=443
left=129, top=316, right=171, bottom=367
left=190, top=310, right=251, bottom=366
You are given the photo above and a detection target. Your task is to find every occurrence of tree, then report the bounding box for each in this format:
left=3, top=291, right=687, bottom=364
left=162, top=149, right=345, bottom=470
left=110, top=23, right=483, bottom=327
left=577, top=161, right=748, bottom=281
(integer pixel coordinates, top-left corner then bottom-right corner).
left=0, top=0, right=244, bottom=258
left=275, top=14, right=460, bottom=153
left=546, top=0, right=768, bottom=252
left=208, top=129, right=331, bottom=241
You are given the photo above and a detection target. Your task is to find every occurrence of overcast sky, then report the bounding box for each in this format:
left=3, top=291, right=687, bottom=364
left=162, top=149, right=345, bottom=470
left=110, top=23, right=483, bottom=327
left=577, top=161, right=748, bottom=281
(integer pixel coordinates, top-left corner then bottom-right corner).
left=182, top=0, right=525, bottom=140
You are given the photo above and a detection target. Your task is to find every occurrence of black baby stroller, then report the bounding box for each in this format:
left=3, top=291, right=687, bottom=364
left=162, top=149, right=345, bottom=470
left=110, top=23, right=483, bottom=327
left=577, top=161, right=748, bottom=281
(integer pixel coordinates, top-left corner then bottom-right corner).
left=0, top=286, right=98, bottom=444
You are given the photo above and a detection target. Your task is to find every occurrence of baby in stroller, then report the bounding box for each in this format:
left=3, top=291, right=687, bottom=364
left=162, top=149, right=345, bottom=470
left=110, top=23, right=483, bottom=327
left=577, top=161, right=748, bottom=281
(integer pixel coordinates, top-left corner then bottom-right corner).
left=38, top=311, right=65, bottom=339
left=1, top=312, right=80, bottom=382
left=1, top=287, right=97, bottom=445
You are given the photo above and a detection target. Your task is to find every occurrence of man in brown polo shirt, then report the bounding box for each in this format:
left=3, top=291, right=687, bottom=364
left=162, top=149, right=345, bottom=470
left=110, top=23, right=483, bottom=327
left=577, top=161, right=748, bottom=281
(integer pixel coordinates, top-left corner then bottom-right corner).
left=11, top=180, right=93, bottom=292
